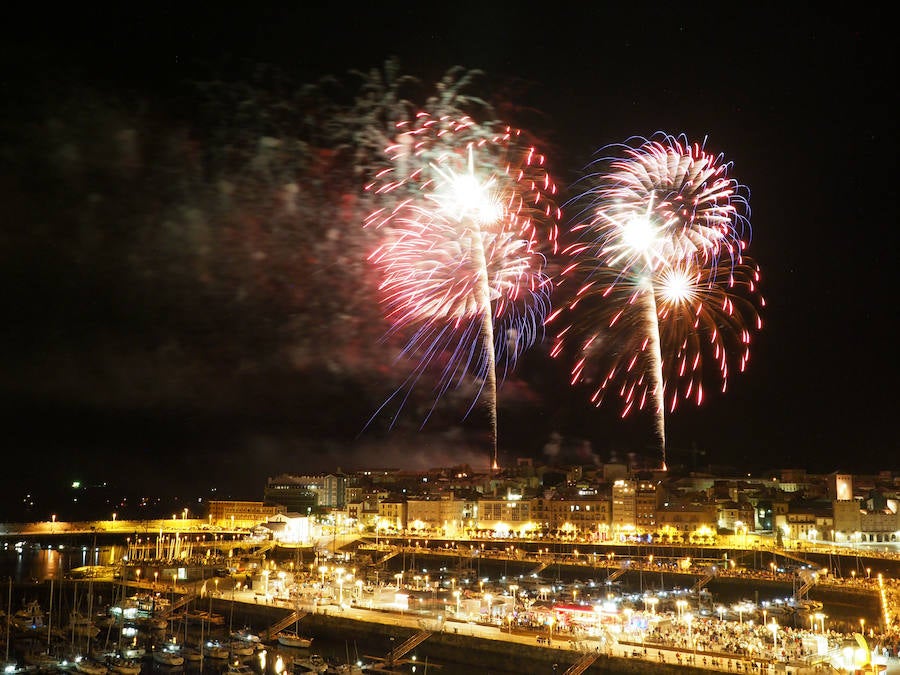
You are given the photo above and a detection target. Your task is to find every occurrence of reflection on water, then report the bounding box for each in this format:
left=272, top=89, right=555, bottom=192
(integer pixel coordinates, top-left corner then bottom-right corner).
left=0, top=542, right=122, bottom=582
left=1, top=546, right=514, bottom=675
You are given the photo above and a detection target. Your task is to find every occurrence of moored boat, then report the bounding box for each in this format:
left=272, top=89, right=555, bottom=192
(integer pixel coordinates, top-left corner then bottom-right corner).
left=151, top=642, right=185, bottom=667
left=292, top=653, right=327, bottom=673
left=277, top=631, right=313, bottom=649
left=106, top=655, right=142, bottom=675
left=229, top=639, right=256, bottom=657
left=202, top=640, right=230, bottom=660
left=22, top=648, right=62, bottom=672
left=11, top=601, right=44, bottom=633
left=74, top=655, right=109, bottom=675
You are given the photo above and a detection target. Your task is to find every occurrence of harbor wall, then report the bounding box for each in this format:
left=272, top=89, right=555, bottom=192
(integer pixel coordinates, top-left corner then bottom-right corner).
left=220, top=600, right=706, bottom=674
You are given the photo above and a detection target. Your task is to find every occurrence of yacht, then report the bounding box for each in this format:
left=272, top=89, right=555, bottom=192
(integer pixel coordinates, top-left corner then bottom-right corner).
left=203, top=639, right=230, bottom=660
left=278, top=631, right=313, bottom=649
left=11, top=601, right=44, bottom=632
left=151, top=642, right=185, bottom=667
left=74, top=655, right=109, bottom=675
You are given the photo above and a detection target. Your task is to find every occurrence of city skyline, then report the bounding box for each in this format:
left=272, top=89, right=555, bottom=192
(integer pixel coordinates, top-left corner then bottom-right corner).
left=0, top=6, right=895, bottom=507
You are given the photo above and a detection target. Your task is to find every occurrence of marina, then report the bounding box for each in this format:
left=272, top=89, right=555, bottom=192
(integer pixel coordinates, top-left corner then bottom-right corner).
left=0, top=530, right=898, bottom=673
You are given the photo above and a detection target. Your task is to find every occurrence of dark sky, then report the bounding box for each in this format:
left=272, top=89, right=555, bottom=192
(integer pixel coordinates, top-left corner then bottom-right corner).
left=1, top=5, right=895, bottom=509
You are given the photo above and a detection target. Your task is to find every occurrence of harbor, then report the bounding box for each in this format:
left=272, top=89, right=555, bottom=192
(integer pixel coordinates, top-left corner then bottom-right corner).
left=1, top=529, right=898, bottom=673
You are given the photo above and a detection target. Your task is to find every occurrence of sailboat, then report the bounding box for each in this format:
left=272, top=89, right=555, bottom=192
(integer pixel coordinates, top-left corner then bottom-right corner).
left=22, top=574, right=63, bottom=672
left=100, top=569, right=143, bottom=675
left=225, top=586, right=257, bottom=658
left=10, top=599, right=44, bottom=633
left=3, top=579, right=25, bottom=674
left=277, top=612, right=312, bottom=649
left=180, top=600, right=202, bottom=665
left=277, top=629, right=313, bottom=649
left=151, top=640, right=185, bottom=667
left=66, top=579, right=108, bottom=675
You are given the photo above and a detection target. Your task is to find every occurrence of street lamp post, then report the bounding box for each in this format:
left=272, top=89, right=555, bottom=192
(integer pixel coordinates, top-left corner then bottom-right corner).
left=814, top=612, right=825, bottom=633
left=685, top=612, right=694, bottom=658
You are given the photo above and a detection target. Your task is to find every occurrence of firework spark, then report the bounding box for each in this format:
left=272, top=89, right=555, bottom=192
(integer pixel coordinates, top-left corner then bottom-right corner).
left=364, top=113, right=561, bottom=470
left=551, top=132, right=764, bottom=468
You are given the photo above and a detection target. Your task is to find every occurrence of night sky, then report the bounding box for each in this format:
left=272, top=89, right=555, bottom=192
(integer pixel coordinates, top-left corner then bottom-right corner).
left=1, top=6, right=895, bottom=511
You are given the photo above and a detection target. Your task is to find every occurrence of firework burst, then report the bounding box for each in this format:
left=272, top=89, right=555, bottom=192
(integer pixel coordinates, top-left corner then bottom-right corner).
left=364, top=113, right=561, bottom=469
left=551, top=132, right=764, bottom=468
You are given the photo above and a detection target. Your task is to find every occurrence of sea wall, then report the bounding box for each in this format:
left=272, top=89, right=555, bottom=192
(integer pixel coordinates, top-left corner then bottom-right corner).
left=220, top=600, right=825, bottom=674
left=222, top=601, right=707, bottom=674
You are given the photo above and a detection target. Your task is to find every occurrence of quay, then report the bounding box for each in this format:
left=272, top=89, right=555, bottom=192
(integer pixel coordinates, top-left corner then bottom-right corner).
left=3, top=523, right=899, bottom=673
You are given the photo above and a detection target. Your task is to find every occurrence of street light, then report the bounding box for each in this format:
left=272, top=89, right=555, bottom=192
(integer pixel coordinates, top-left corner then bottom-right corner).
left=814, top=612, right=825, bottom=633
left=770, top=620, right=779, bottom=653
left=685, top=612, right=694, bottom=656
left=859, top=618, right=866, bottom=635
left=453, top=590, right=461, bottom=616
left=485, top=593, right=493, bottom=622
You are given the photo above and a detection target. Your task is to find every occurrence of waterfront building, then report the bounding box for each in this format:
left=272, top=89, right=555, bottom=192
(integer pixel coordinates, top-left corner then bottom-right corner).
left=776, top=506, right=817, bottom=542
left=207, top=500, right=282, bottom=529
left=264, top=475, right=319, bottom=514
left=611, top=479, right=636, bottom=532
left=635, top=478, right=659, bottom=531
left=833, top=496, right=900, bottom=543
left=655, top=503, right=717, bottom=540
left=321, top=471, right=347, bottom=509
left=531, top=494, right=611, bottom=538
left=378, top=498, right=407, bottom=532
left=716, top=500, right=756, bottom=532
left=476, top=494, right=533, bottom=535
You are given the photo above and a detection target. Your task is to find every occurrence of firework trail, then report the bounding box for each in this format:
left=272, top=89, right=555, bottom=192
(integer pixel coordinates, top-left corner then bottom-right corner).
left=550, top=132, right=764, bottom=469
left=364, top=113, right=560, bottom=470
